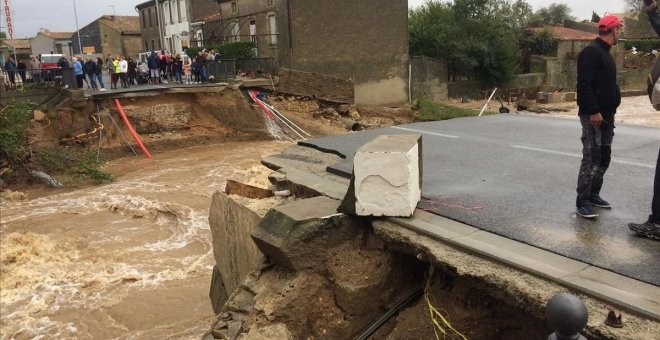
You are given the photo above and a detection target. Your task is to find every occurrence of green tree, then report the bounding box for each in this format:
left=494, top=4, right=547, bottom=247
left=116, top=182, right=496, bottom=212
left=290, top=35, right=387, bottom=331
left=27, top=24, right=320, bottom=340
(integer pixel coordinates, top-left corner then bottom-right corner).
left=409, top=0, right=521, bottom=85
left=529, top=3, right=575, bottom=26
left=591, top=11, right=601, bottom=23
left=624, top=0, right=645, bottom=14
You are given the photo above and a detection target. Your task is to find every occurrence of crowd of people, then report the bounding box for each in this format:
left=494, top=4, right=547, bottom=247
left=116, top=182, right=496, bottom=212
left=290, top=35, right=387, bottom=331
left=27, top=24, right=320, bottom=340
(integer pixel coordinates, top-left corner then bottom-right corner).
left=2, top=48, right=223, bottom=91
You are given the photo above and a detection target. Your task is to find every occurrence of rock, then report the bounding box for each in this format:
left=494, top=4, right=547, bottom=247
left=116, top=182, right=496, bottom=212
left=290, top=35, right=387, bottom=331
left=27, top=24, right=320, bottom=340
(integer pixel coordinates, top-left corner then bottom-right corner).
left=226, top=321, right=243, bottom=340
left=210, top=265, right=229, bottom=314
left=240, top=324, right=293, bottom=340
left=202, top=332, right=218, bottom=340
left=208, top=192, right=267, bottom=304
left=219, top=311, right=232, bottom=321
left=336, top=104, right=350, bottom=114
left=251, top=196, right=360, bottom=271
left=322, top=107, right=336, bottom=118
left=226, top=289, right=255, bottom=313
left=214, top=320, right=228, bottom=330
left=33, top=110, right=46, bottom=121
left=339, top=134, right=422, bottom=217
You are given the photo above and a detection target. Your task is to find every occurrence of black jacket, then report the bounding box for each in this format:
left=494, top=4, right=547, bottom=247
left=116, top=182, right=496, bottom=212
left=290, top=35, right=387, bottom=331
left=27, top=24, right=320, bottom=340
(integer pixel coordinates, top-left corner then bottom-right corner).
left=576, top=38, right=621, bottom=121
left=83, top=61, right=96, bottom=75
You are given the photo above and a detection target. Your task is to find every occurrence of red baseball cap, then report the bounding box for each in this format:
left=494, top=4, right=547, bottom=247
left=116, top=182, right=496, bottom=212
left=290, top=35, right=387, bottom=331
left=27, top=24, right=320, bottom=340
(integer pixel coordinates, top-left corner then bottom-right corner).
left=598, top=15, right=623, bottom=32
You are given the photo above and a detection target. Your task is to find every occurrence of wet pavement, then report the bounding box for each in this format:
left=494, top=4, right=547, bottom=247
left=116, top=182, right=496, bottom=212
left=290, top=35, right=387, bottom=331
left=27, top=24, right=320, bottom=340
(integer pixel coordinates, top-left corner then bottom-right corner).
left=300, top=114, right=660, bottom=286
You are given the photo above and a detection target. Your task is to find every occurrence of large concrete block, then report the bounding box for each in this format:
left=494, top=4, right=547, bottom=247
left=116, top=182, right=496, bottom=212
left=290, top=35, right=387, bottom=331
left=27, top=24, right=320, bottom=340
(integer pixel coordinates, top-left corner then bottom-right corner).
left=251, top=196, right=360, bottom=271
left=341, top=134, right=422, bottom=217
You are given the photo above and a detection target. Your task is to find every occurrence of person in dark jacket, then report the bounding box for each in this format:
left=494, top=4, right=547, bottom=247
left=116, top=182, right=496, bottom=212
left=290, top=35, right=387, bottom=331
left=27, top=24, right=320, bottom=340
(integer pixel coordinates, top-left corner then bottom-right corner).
left=574, top=15, right=623, bottom=219
left=17, top=59, right=27, bottom=83
left=628, top=0, right=660, bottom=240
left=4, top=57, right=16, bottom=86
left=147, top=51, right=161, bottom=84
left=127, top=57, right=137, bottom=86
left=95, top=57, right=106, bottom=91
left=83, top=57, right=97, bottom=91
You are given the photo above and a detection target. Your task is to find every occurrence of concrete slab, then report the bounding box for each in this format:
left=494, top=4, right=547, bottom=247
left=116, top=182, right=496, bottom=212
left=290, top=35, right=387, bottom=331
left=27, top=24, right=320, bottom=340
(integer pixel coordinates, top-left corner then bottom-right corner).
left=392, top=210, right=478, bottom=240
left=563, top=266, right=660, bottom=320
left=262, top=156, right=348, bottom=200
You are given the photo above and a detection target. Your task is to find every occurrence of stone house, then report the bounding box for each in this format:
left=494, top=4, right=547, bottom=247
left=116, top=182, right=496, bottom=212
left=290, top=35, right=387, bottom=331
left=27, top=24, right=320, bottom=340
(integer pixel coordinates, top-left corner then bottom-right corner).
left=31, top=29, right=74, bottom=57
left=137, top=0, right=163, bottom=52
left=71, top=16, right=142, bottom=59
left=527, top=26, right=624, bottom=90
left=202, top=0, right=409, bottom=106
left=0, top=39, right=32, bottom=65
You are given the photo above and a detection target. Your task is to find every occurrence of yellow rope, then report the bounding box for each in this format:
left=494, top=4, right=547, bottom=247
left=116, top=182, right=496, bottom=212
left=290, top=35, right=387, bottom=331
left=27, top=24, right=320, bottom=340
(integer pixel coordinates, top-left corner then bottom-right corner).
left=425, top=264, right=468, bottom=340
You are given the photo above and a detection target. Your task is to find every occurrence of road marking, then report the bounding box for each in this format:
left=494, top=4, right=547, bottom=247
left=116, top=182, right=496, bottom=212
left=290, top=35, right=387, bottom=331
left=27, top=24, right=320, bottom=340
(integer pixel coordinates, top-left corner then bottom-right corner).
left=511, top=145, right=655, bottom=169
left=392, top=126, right=458, bottom=138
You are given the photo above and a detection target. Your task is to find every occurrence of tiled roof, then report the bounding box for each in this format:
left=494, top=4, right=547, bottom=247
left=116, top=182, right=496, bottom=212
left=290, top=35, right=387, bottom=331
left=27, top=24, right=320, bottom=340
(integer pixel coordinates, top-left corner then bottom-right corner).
left=44, top=31, right=74, bottom=40
left=194, top=12, right=221, bottom=23
left=1, top=39, right=32, bottom=49
left=528, top=26, right=597, bottom=41
left=100, top=15, right=141, bottom=34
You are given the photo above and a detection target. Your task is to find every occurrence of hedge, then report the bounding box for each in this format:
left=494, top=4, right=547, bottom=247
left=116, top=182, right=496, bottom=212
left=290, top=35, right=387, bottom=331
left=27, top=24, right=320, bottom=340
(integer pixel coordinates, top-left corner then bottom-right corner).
left=186, top=41, right=256, bottom=60
left=624, top=39, right=660, bottom=52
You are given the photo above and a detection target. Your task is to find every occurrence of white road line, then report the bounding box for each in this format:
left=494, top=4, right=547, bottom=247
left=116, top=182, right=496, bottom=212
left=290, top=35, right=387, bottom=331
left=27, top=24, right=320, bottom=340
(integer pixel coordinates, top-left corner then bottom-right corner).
left=392, top=126, right=458, bottom=138
left=511, top=145, right=655, bottom=169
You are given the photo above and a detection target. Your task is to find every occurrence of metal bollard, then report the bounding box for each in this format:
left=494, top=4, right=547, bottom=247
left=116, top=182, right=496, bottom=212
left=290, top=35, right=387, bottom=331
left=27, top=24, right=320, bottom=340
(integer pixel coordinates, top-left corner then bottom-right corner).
left=546, top=293, right=588, bottom=340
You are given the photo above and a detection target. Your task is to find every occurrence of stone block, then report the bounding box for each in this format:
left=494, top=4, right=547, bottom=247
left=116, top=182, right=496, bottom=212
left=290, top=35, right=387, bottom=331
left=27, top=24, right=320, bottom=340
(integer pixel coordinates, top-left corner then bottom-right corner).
left=239, top=323, right=293, bottom=340
left=251, top=196, right=360, bottom=271
left=33, top=110, right=46, bottom=121
left=210, top=265, right=229, bottom=314
left=340, top=134, right=422, bottom=217
left=225, top=179, right=273, bottom=199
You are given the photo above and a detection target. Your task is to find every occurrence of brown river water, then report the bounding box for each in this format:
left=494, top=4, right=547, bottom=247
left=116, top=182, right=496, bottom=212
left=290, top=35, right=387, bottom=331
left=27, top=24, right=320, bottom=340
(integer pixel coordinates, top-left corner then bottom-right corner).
left=0, top=140, right=291, bottom=339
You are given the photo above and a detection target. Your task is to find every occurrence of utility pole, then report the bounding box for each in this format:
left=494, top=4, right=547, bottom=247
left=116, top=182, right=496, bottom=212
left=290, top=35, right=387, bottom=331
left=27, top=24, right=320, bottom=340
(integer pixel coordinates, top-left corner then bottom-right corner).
left=72, top=0, right=83, bottom=55
left=109, top=5, right=116, bottom=18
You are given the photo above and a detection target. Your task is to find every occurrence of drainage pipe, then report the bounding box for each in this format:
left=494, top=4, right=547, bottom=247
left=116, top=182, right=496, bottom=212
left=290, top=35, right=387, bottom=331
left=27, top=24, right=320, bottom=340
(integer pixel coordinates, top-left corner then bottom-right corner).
left=354, top=286, right=423, bottom=340
left=340, top=117, right=363, bottom=131
left=114, top=99, right=153, bottom=159
left=263, top=102, right=311, bottom=137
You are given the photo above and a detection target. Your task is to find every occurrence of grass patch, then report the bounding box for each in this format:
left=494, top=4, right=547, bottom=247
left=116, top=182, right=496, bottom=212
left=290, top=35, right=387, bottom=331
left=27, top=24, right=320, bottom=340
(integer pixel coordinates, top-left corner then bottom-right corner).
left=36, top=149, right=114, bottom=184
left=413, top=98, right=496, bottom=122
left=0, top=101, right=39, bottom=162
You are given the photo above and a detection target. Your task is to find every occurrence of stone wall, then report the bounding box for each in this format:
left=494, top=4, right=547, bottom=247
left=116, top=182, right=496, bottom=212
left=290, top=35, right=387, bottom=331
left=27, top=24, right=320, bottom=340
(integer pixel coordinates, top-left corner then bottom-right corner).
left=410, top=56, right=448, bottom=101
left=276, top=68, right=354, bottom=103
left=619, top=68, right=650, bottom=91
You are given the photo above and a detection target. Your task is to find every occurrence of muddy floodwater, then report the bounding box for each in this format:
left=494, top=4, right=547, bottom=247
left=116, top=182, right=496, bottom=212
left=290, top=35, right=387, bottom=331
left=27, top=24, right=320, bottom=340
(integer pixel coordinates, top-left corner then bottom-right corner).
left=0, top=140, right=290, bottom=339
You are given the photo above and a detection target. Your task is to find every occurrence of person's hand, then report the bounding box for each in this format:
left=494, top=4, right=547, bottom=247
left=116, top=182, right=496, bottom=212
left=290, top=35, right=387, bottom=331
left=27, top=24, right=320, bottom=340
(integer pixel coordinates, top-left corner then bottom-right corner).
left=590, top=112, right=603, bottom=128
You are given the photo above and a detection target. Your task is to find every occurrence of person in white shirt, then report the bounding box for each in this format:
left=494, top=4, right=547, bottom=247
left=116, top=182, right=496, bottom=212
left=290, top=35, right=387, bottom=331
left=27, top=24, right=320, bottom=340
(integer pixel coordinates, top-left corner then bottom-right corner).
left=118, top=56, right=129, bottom=88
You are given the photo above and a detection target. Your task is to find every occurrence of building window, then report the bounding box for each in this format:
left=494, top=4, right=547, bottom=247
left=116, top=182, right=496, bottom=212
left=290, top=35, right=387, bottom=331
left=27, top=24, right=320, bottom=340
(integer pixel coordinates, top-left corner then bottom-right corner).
left=145, top=41, right=149, bottom=50
left=177, top=0, right=182, bottom=23
left=267, top=0, right=274, bottom=6
left=231, top=2, right=237, bottom=14
left=151, top=39, right=155, bottom=50
left=142, top=10, right=147, bottom=28
left=231, top=21, right=240, bottom=42
left=196, top=30, right=203, bottom=47
left=268, top=15, right=277, bottom=45
left=149, top=8, right=153, bottom=27
left=249, top=20, right=256, bottom=42
left=168, top=1, right=174, bottom=24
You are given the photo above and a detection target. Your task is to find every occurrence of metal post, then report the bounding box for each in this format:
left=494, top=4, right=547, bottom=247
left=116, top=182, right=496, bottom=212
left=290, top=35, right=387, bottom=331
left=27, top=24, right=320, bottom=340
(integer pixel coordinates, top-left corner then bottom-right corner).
left=479, top=87, right=497, bottom=117
left=72, top=0, right=83, bottom=55
left=546, top=293, right=588, bottom=340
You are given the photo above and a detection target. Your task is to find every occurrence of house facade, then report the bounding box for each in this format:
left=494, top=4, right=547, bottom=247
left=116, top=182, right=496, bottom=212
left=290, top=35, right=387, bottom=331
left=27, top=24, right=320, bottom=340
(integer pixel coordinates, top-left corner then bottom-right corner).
left=31, top=29, right=74, bottom=56
left=204, top=0, right=410, bottom=106
left=0, top=39, right=32, bottom=65
left=72, top=16, right=142, bottom=59
left=156, top=0, right=192, bottom=54
left=137, top=0, right=163, bottom=52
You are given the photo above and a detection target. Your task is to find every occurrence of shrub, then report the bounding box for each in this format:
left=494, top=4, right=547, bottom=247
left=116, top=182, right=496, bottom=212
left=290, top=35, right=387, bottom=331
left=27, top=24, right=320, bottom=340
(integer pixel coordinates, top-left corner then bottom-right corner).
left=187, top=41, right=256, bottom=60
left=624, top=39, right=660, bottom=52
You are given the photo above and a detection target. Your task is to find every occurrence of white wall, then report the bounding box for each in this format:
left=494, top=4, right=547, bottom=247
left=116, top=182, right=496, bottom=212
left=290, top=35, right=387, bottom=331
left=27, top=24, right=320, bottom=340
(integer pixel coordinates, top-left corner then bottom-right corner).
left=160, top=0, right=191, bottom=54
left=31, top=34, right=54, bottom=56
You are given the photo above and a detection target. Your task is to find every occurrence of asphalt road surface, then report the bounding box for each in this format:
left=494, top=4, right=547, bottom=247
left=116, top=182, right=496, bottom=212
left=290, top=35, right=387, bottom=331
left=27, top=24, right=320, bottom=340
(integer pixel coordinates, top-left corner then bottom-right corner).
left=301, top=114, right=660, bottom=285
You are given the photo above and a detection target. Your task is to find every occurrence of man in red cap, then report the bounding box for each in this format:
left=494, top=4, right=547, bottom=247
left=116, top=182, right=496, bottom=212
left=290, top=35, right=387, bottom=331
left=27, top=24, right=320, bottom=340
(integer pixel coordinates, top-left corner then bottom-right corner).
left=574, top=15, right=623, bottom=219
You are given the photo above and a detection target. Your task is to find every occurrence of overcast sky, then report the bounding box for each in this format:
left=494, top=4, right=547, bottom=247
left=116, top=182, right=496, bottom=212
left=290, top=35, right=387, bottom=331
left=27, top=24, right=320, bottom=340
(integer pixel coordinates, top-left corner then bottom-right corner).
left=4, top=0, right=627, bottom=39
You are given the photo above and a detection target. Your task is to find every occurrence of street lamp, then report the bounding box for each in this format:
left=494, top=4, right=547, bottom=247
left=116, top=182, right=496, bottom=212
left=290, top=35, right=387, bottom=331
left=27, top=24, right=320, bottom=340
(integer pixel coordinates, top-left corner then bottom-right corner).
left=73, top=0, right=83, bottom=55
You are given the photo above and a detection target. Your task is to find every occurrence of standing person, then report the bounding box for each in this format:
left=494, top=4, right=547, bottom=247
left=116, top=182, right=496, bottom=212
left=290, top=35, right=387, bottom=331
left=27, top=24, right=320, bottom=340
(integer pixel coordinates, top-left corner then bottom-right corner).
left=112, top=57, right=120, bottom=89
left=148, top=51, right=160, bottom=84
left=95, top=57, right=106, bottom=91
left=118, top=56, right=129, bottom=88
left=29, top=55, right=42, bottom=83
left=173, top=54, right=183, bottom=84
left=4, top=57, right=16, bottom=85
left=127, top=57, right=137, bottom=86
left=574, top=15, right=623, bottom=219
left=191, top=59, right=201, bottom=84
left=159, top=50, right=168, bottom=83
left=83, top=57, right=97, bottom=91
left=17, top=59, right=27, bottom=84
left=73, top=56, right=84, bottom=89
left=628, top=0, right=660, bottom=240
left=107, top=56, right=117, bottom=89
left=183, top=60, right=192, bottom=85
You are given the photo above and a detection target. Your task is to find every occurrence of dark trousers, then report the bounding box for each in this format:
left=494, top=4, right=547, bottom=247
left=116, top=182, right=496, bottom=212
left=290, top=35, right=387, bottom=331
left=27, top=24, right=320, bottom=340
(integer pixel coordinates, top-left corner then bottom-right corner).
left=650, top=148, right=660, bottom=224
left=576, top=114, right=614, bottom=207
left=75, top=74, right=84, bottom=88
left=7, top=71, right=15, bottom=84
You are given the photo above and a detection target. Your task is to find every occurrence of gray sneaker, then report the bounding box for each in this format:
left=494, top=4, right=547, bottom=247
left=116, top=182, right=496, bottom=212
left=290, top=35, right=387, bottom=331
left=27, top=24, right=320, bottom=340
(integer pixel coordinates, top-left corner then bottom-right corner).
left=628, top=221, right=660, bottom=240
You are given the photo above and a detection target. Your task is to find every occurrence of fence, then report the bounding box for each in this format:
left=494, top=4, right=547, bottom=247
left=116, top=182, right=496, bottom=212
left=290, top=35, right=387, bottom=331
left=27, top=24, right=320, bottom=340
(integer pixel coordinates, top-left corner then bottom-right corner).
left=206, top=58, right=276, bottom=80
left=1, top=68, right=75, bottom=88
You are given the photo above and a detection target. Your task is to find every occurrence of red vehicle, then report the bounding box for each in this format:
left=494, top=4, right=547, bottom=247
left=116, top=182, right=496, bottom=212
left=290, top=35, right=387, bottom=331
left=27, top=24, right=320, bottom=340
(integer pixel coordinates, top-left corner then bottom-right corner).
left=40, top=54, right=63, bottom=69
